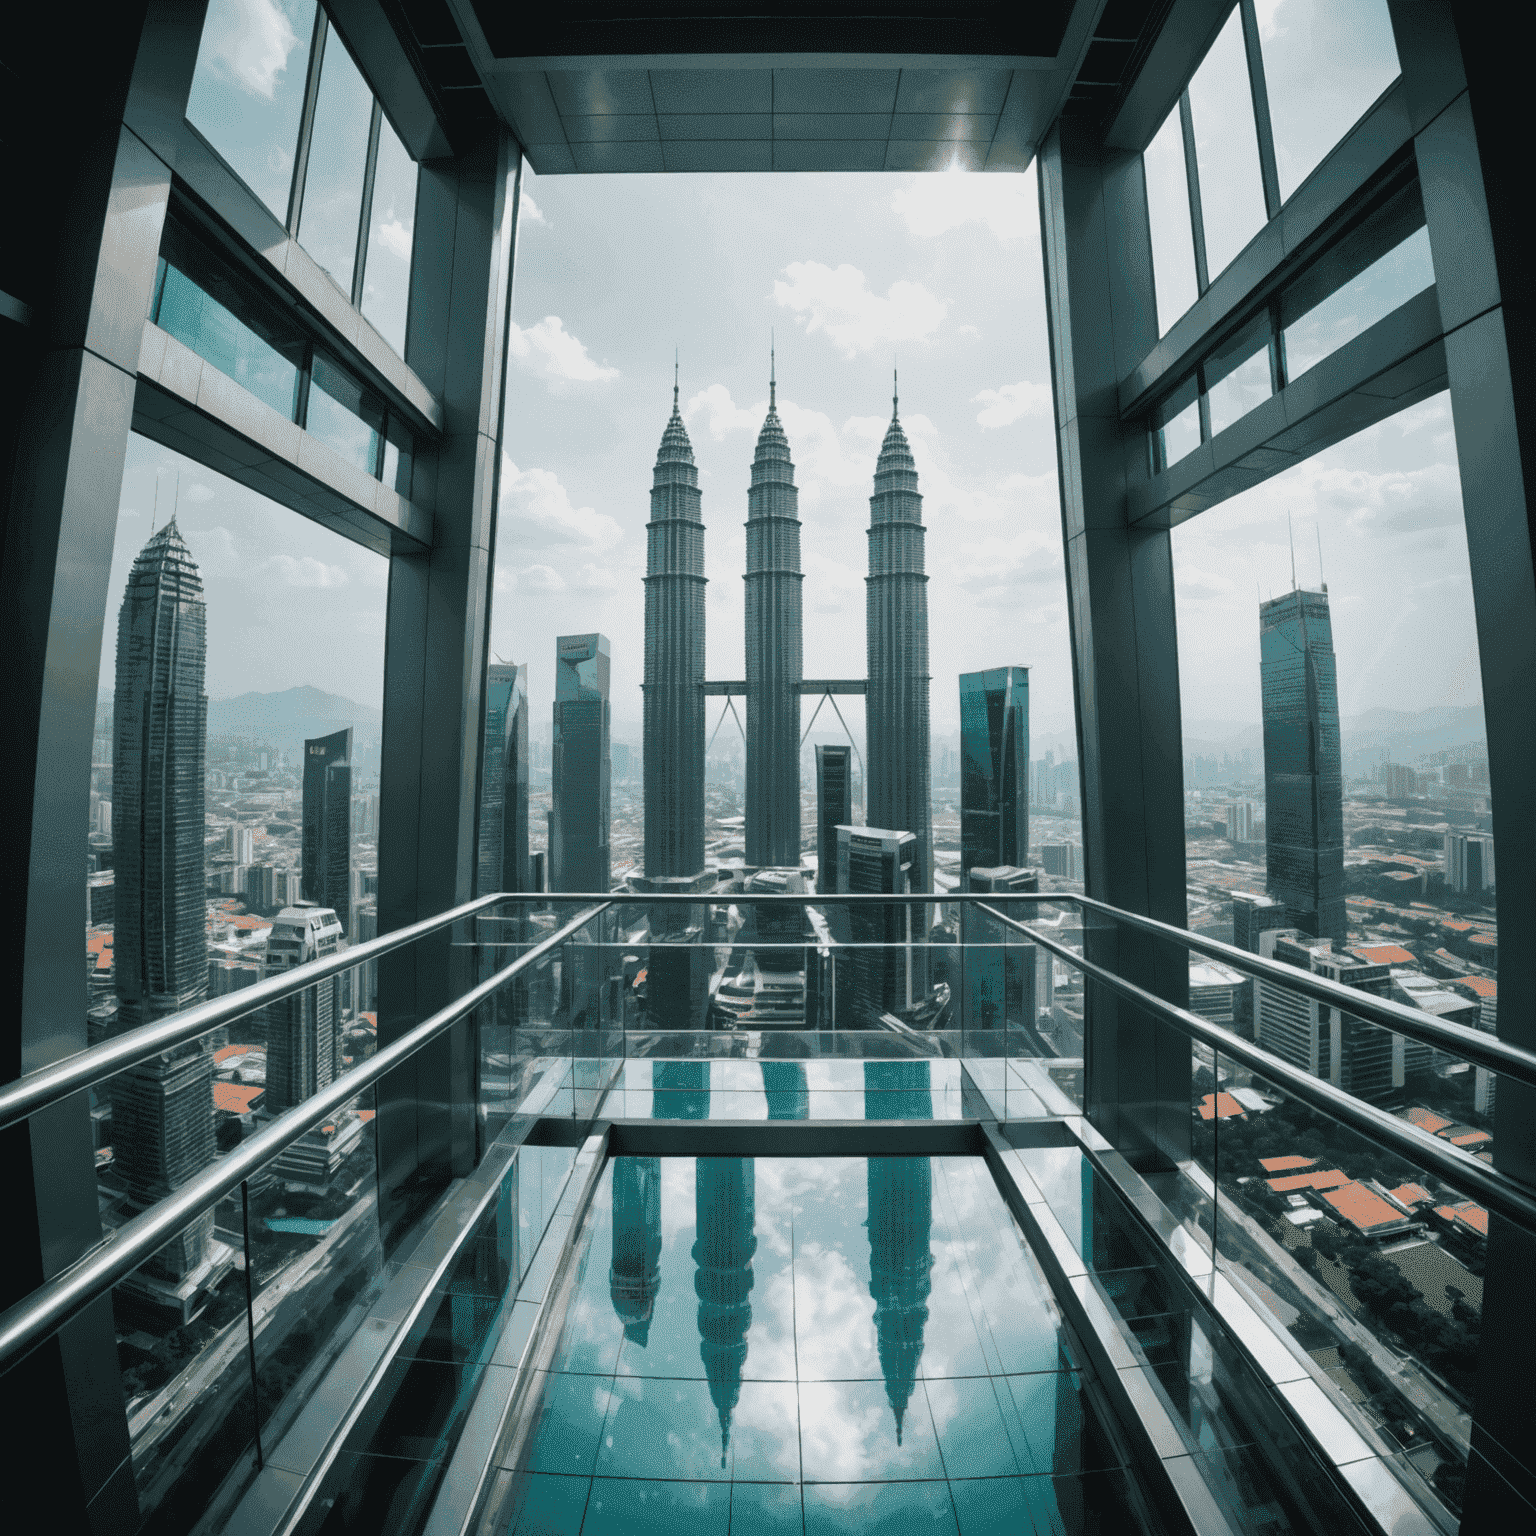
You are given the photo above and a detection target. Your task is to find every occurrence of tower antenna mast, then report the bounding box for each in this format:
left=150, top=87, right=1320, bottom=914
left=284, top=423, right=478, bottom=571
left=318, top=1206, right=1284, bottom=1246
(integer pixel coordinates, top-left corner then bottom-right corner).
left=1315, top=524, right=1326, bottom=592
left=1287, top=512, right=1297, bottom=592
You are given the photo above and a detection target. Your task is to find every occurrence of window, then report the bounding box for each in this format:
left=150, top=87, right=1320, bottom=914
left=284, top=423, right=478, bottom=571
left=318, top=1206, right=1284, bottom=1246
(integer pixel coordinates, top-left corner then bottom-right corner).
left=1204, top=313, right=1272, bottom=437
left=1153, top=377, right=1201, bottom=473
left=1259, top=0, right=1401, bottom=203
left=186, top=3, right=418, bottom=357
left=307, top=351, right=385, bottom=475
left=1144, top=107, right=1199, bottom=337
left=186, top=0, right=318, bottom=223
left=1186, top=7, right=1268, bottom=280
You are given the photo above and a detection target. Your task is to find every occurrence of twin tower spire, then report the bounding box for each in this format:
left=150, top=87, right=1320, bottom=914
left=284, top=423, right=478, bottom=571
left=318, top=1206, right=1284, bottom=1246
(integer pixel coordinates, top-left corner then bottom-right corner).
left=643, top=358, right=931, bottom=895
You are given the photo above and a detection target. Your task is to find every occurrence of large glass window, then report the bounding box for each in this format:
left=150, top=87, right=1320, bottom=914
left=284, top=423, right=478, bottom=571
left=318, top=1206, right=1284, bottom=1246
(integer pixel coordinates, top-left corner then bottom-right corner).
left=1186, top=7, right=1269, bottom=280
left=1204, top=312, right=1272, bottom=437
left=296, top=26, right=375, bottom=295
left=1259, top=0, right=1401, bottom=203
left=1144, top=107, right=1198, bottom=336
left=307, top=351, right=384, bottom=474
left=186, top=0, right=318, bottom=222
left=360, top=115, right=418, bottom=357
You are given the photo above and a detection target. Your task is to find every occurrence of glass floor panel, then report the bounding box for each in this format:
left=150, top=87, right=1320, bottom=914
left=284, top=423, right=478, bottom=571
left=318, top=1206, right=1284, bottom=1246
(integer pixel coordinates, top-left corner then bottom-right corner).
left=492, top=1155, right=1155, bottom=1535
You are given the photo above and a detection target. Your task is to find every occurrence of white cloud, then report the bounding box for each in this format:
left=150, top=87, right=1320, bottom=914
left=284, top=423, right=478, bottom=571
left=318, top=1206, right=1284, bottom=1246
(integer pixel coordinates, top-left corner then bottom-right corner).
left=685, top=383, right=760, bottom=440
left=378, top=219, right=412, bottom=261
left=572, top=562, right=620, bottom=593
left=186, top=482, right=216, bottom=503
left=892, top=171, right=1032, bottom=242
left=773, top=262, right=947, bottom=359
left=973, top=380, right=1051, bottom=429
left=261, top=554, right=349, bottom=588
left=508, top=316, right=619, bottom=389
left=521, top=193, right=548, bottom=227
left=959, top=324, right=981, bottom=337
left=499, top=459, right=624, bottom=553
left=205, top=0, right=301, bottom=101
left=517, top=564, right=566, bottom=594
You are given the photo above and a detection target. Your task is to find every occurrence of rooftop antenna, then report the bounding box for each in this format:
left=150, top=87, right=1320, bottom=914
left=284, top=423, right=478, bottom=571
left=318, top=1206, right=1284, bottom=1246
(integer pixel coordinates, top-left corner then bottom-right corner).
left=769, top=329, right=776, bottom=409
left=1287, top=512, right=1298, bottom=592
left=1315, top=524, right=1327, bottom=593
left=151, top=469, right=161, bottom=533
left=893, top=358, right=899, bottom=417
left=673, top=347, right=679, bottom=411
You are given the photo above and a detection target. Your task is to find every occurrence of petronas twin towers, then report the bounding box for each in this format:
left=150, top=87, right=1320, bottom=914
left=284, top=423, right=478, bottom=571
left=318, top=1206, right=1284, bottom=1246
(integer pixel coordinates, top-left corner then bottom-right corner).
left=642, top=357, right=931, bottom=893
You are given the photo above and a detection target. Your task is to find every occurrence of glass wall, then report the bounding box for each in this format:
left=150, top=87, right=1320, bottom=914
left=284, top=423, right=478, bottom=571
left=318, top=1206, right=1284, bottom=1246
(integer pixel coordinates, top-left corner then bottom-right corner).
left=185, top=1, right=418, bottom=352
left=89, top=435, right=388, bottom=1523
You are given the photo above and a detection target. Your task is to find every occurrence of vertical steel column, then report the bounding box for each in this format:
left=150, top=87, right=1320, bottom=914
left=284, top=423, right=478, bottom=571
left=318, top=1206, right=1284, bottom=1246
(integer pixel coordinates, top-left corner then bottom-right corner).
left=0, top=4, right=210, bottom=1527
left=1390, top=2, right=1536, bottom=1519
left=1038, top=122, right=1191, bottom=1168
left=375, top=136, right=520, bottom=1244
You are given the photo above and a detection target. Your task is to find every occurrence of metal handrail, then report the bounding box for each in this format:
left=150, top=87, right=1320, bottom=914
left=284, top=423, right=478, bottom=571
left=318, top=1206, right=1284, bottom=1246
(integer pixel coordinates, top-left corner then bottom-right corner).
left=976, top=901, right=1536, bottom=1238
left=0, top=889, right=515, bottom=1136
left=0, top=901, right=610, bottom=1377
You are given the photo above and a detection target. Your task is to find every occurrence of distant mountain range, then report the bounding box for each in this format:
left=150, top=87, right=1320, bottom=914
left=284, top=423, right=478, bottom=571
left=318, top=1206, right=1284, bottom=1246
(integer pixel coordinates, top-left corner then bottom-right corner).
left=206, top=685, right=382, bottom=760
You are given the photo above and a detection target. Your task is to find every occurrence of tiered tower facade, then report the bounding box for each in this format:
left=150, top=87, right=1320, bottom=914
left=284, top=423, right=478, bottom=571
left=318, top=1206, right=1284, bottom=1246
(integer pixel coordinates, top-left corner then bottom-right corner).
left=866, top=377, right=932, bottom=895
left=643, top=369, right=707, bottom=878
left=744, top=356, right=803, bottom=868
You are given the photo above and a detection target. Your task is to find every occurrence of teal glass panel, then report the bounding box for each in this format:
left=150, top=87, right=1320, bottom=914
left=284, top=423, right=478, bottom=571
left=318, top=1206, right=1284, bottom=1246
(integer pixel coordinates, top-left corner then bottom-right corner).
left=296, top=28, right=373, bottom=293
left=361, top=114, right=417, bottom=356
left=307, top=352, right=383, bottom=474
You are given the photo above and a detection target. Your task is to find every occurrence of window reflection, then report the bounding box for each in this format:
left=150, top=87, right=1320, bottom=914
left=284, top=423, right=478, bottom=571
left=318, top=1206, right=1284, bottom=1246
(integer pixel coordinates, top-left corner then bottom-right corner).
left=186, top=0, right=318, bottom=222
left=1205, top=314, right=1273, bottom=437
left=1154, top=378, right=1201, bottom=473
left=1144, top=107, right=1198, bottom=335
left=1187, top=7, right=1269, bottom=280
left=1260, top=0, right=1401, bottom=203
left=296, top=26, right=374, bottom=295
left=1283, top=226, right=1433, bottom=383
left=361, top=115, right=418, bottom=356
left=307, top=352, right=384, bottom=474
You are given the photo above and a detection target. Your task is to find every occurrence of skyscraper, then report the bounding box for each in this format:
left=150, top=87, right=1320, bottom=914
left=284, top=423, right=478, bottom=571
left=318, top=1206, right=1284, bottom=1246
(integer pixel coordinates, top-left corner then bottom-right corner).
left=1260, top=586, right=1345, bottom=944
left=303, top=726, right=351, bottom=934
left=814, top=744, right=852, bottom=896
left=111, top=521, right=214, bottom=1282
left=644, top=367, right=707, bottom=880
left=866, top=375, right=931, bottom=895
left=959, top=666, right=1029, bottom=881
left=960, top=865, right=1042, bottom=1042
left=836, top=825, right=918, bottom=1021
left=261, top=905, right=344, bottom=1114
left=745, top=352, right=802, bottom=868
left=478, top=661, right=529, bottom=897
left=550, top=632, right=611, bottom=893
left=694, top=1157, right=756, bottom=1465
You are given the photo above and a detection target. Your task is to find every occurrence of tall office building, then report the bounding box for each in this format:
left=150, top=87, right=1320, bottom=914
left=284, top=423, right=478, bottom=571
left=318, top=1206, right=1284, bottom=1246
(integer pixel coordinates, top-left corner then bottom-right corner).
left=959, top=666, right=1029, bottom=881
left=550, top=633, right=611, bottom=893
left=744, top=354, right=802, bottom=868
left=478, top=661, right=530, bottom=896
left=814, top=744, right=852, bottom=896
left=302, top=727, right=352, bottom=934
left=694, top=1158, right=756, bottom=1463
left=959, top=865, right=1042, bottom=1042
left=644, top=368, right=707, bottom=880
left=1444, top=831, right=1496, bottom=894
left=866, top=376, right=932, bottom=894
left=110, top=522, right=214, bottom=1281
left=262, top=905, right=345, bottom=1115
left=836, top=825, right=918, bottom=1021
left=1232, top=891, right=1285, bottom=953
left=1260, top=587, right=1345, bottom=945
left=610, top=1155, right=663, bottom=1345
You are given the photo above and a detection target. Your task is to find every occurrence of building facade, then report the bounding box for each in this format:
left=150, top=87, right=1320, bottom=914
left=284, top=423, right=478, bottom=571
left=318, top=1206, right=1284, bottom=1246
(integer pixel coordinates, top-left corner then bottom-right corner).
left=744, top=359, right=802, bottom=869
left=302, top=726, right=352, bottom=934
left=814, top=744, right=853, bottom=896
left=958, top=665, right=1029, bottom=881
left=836, top=825, right=917, bottom=1022
left=262, top=905, right=345, bottom=1115
left=550, top=633, right=611, bottom=893
left=1260, top=587, right=1345, bottom=945
left=478, top=662, right=530, bottom=897
left=866, top=381, right=931, bottom=895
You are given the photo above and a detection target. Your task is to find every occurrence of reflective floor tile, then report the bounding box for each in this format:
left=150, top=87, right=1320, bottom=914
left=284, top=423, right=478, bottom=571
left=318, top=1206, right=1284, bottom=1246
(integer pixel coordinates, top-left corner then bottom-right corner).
left=915, top=1257, right=990, bottom=1380
left=950, top=1470, right=1152, bottom=1536
left=995, top=1373, right=1121, bottom=1478
left=596, top=1376, right=734, bottom=1480
left=923, top=1377, right=1023, bottom=1479
left=728, top=1480, right=805, bottom=1534
left=580, top=1476, right=729, bottom=1535
left=313, top=1449, right=444, bottom=1533
left=353, top=1356, right=469, bottom=1462
left=520, top=1372, right=614, bottom=1476
left=799, top=1379, right=945, bottom=1482
left=501, top=1471, right=591, bottom=1535
left=802, top=1478, right=958, bottom=1535
left=727, top=1381, right=802, bottom=1482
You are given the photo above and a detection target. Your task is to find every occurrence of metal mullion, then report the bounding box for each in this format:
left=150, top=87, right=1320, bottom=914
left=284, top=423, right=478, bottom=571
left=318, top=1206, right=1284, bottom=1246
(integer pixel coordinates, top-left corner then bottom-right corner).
left=1178, top=91, right=1210, bottom=293
left=1239, top=0, right=1283, bottom=219
left=286, top=10, right=329, bottom=238
left=352, top=100, right=383, bottom=310
left=1268, top=296, right=1285, bottom=393
left=1196, top=367, right=1212, bottom=443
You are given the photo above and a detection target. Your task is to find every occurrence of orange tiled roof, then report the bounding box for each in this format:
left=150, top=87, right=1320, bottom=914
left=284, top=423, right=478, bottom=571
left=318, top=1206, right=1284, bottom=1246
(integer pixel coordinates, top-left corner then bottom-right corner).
left=1442, top=919, right=1474, bottom=934
left=1390, top=1183, right=1433, bottom=1207
left=1354, top=944, right=1416, bottom=966
left=1447, top=1129, right=1492, bottom=1148
left=1436, top=1201, right=1489, bottom=1237
left=213, top=1043, right=247, bottom=1063
left=1457, top=976, right=1498, bottom=998
left=1259, top=1155, right=1317, bottom=1173
left=1197, top=1092, right=1247, bottom=1121
left=1405, top=1106, right=1453, bottom=1134
left=213, top=1083, right=263, bottom=1114
left=1268, top=1168, right=1350, bottom=1194
left=1323, top=1181, right=1412, bottom=1233
left=1469, top=933, right=1497, bottom=948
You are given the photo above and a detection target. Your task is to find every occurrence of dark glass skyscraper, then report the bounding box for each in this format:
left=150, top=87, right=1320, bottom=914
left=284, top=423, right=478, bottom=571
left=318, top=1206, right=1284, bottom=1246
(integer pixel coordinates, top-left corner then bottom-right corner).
left=110, top=520, right=213, bottom=1280
left=478, top=661, right=529, bottom=896
left=866, top=378, right=931, bottom=895
left=959, top=665, right=1029, bottom=880
left=302, top=726, right=351, bottom=933
left=551, top=632, right=611, bottom=892
left=644, top=370, right=706, bottom=880
left=745, top=356, right=802, bottom=869
left=814, top=744, right=852, bottom=896
left=262, top=905, right=344, bottom=1114
left=1260, top=587, right=1345, bottom=944
left=836, top=825, right=918, bottom=1021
